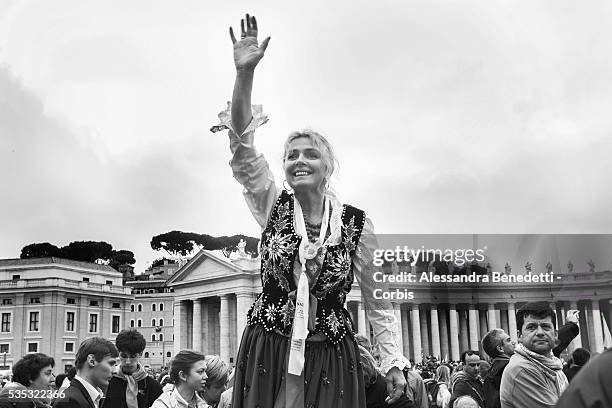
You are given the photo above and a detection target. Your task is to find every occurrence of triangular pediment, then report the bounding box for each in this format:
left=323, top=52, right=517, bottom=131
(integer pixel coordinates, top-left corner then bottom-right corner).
left=167, top=249, right=258, bottom=286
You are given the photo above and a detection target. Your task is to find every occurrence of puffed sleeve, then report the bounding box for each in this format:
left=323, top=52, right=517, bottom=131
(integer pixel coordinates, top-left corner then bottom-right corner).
left=211, top=102, right=279, bottom=229
left=353, top=217, right=410, bottom=375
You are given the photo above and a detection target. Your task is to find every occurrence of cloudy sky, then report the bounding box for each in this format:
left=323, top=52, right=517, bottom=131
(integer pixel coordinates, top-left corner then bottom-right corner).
left=2, top=0, right=612, bottom=273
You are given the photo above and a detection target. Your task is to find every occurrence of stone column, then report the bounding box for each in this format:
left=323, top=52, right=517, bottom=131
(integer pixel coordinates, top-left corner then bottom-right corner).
left=173, top=300, right=188, bottom=356
left=459, top=309, right=469, bottom=353
left=500, top=308, right=509, bottom=334
left=592, top=300, right=604, bottom=353
left=439, top=307, right=449, bottom=361
left=192, top=298, right=203, bottom=352
left=202, top=302, right=209, bottom=354
left=570, top=301, right=582, bottom=348
left=420, top=305, right=430, bottom=356
left=468, top=305, right=479, bottom=350
left=430, top=305, right=441, bottom=359
left=488, top=304, right=498, bottom=331
left=358, top=301, right=368, bottom=336
left=479, top=309, right=488, bottom=340
left=508, top=303, right=518, bottom=344
left=449, top=305, right=460, bottom=361
left=219, top=295, right=231, bottom=364
left=236, top=293, right=253, bottom=341
left=394, top=304, right=404, bottom=353
left=411, top=304, right=422, bottom=363
left=401, top=306, right=410, bottom=358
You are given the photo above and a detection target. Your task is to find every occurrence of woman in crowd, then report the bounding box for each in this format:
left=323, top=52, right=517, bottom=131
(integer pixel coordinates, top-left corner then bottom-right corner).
left=200, top=356, right=231, bottom=408
left=0, top=353, right=55, bottom=408
left=434, top=365, right=452, bottom=408
left=212, top=13, right=408, bottom=408
left=151, top=350, right=208, bottom=408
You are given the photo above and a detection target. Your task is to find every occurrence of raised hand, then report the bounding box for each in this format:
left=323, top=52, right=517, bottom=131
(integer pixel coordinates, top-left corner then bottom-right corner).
left=229, top=14, right=271, bottom=72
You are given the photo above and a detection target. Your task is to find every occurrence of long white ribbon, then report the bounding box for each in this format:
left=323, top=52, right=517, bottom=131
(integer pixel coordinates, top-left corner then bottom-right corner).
left=287, top=196, right=329, bottom=376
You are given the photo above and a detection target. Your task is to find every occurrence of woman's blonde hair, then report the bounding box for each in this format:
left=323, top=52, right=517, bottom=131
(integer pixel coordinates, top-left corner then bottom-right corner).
left=358, top=345, right=379, bottom=386
left=435, top=365, right=451, bottom=386
left=204, top=355, right=231, bottom=388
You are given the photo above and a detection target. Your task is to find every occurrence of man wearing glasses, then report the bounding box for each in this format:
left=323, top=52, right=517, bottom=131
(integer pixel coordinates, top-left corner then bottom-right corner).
left=105, top=329, right=163, bottom=408
left=499, top=302, right=568, bottom=408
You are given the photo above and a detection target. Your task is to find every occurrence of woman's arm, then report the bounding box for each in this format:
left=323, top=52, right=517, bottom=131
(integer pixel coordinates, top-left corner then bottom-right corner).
left=230, top=14, right=270, bottom=136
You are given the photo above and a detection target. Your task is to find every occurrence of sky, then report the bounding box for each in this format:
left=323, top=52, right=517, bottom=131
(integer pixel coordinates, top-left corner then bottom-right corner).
left=2, top=0, right=612, bottom=273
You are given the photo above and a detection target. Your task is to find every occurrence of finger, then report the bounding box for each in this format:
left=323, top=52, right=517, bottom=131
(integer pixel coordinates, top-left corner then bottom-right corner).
left=387, top=385, right=403, bottom=404
left=252, top=15, right=258, bottom=32
left=260, top=36, right=271, bottom=52
left=385, top=378, right=394, bottom=401
left=246, top=13, right=251, bottom=32
left=240, top=19, right=245, bottom=37
left=229, top=27, right=237, bottom=44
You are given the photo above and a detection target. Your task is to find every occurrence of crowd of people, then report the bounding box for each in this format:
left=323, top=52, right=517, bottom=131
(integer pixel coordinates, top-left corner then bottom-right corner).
left=0, top=302, right=609, bottom=408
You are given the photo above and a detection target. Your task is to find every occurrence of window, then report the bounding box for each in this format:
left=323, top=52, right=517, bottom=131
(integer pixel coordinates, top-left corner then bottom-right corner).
left=2, top=299, right=12, bottom=305
left=65, top=342, right=74, bottom=353
left=29, top=297, right=40, bottom=304
left=152, top=319, right=156, bottom=327
left=66, top=298, right=76, bottom=305
left=130, top=320, right=135, bottom=327
left=159, top=334, right=163, bottom=341
left=89, top=300, right=99, bottom=307
left=159, top=303, right=164, bottom=311
left=137, top=304, right=142, bottom=312
left=137, top=319, right=142, bottom=327
left=159, top=319, right=164, bottom=326
left=144, top=352, right=149, bottom=358
left=1, top=313, right=10, bottom=332
left=82, top=277, right=89, bottom=282
left=27, top=343, right=38, bottom=353
left=0, top=344, right=9, bottom=353
left=112, top=316, right=120, bottom=334
left=89, top=314, right=98, bottom=333
left=29, top=312, right=40, bottom=331
left=166, top=352, right=171, bottom=358
left=66, top=312, right=75, bottom=331
left=152, top=334, right=156, bottom=341
left=152, top=304, right=156, bottom=312
left=106, top=280, right=113, bottom=285
left=130, top=305, right=135, bottom=312
left=11, top=275, right=20, bottom=280
left=112, top=302, right=120, bottom=309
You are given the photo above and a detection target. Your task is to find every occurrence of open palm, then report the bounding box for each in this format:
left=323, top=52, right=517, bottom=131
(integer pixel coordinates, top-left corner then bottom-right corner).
left=230, top=14, right=270, bottom=71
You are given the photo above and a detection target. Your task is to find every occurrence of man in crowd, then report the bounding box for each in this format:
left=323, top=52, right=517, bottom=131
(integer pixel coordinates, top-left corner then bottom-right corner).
left=482, top=328, right=516, bottom=408
left=53, top=337, right=119, bottom=408
left=499, top=302, right=567, bottom=408
left=449, top=350, right=485, bottom=408
left=556, top=347, right=612, bottom=408
left=403, top=363, right=429, bottom=408
left=562, top=347, right=590, bottom=383
left=105, top=329, right=163, bottom=408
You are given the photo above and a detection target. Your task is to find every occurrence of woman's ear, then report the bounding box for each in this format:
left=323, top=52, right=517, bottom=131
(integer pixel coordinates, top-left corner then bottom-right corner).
left=178, top=370, right=187, bottom=382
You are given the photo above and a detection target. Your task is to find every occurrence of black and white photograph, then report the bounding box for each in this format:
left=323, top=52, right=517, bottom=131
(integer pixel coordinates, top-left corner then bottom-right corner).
left=2, top=1, right=612, bottom=407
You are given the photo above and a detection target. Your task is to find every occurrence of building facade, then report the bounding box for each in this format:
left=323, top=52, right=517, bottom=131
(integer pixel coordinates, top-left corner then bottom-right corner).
left=0, top=258, right=132, bottom=371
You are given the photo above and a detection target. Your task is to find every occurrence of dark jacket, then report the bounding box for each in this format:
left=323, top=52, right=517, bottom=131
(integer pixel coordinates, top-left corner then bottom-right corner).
left=51, top=379, right=99, bottom=408
left=553, top=321, right=579, bottom=358
left=449, top=373, right=485, bottom=408
left=483, top=356, right=509, bottom=408
left=556, top=348, right=612, bottom=408
left=366, top=373, right=415, bottom=408
left=105, top=375, right=162, bottom=408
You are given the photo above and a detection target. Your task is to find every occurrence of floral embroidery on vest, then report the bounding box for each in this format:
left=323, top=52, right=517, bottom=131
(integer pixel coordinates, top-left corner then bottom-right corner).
left=247, top=190, right=365, bottom=344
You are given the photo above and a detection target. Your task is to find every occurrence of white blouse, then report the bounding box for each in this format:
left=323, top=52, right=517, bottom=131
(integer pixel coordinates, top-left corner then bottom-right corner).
left=216, top=103, right=408, bottom=375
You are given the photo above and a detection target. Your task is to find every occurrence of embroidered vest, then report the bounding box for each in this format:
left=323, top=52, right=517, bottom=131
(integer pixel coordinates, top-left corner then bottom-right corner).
left=247, top=190, right=365, bottom=345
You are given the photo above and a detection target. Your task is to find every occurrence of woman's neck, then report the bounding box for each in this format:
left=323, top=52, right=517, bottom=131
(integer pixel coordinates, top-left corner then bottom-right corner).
left=176, top=383, right=195, bottom=404
left=294, top=190, right=325, bottom=224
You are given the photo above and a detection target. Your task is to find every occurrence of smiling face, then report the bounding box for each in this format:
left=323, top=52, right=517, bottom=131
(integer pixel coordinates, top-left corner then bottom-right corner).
left=520, top=314, right=556, bottom=355
left=283, top=136, right=327, bottom=193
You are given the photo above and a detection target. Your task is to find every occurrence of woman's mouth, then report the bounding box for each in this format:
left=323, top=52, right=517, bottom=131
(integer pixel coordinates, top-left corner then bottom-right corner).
left=294, top=170, right=310, bottom=177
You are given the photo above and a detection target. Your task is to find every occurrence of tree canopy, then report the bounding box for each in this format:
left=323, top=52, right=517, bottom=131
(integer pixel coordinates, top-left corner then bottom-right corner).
left=20, top=241, right=136, bottom=271
left=150, top=230, right=259, bottom=258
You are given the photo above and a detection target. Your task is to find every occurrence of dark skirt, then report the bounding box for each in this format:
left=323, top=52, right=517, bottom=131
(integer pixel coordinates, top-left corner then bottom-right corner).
left=232, top=323, right=366, bottom=408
